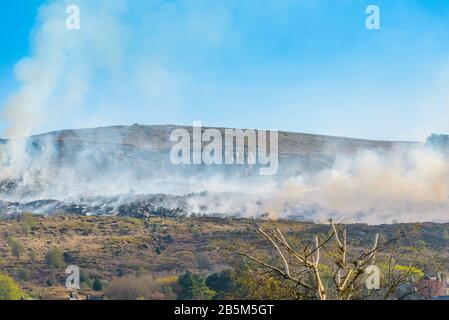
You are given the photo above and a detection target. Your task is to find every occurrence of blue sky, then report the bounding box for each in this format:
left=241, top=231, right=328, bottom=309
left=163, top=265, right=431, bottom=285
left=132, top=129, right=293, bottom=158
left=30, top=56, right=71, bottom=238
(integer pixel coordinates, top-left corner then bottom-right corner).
left=1, top=0, right=449, bottom=141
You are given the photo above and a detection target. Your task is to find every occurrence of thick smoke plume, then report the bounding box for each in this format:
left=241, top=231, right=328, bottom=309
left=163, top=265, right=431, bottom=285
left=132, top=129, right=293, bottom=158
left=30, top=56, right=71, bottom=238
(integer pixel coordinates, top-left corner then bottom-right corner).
left=265, top=147, right=449, bottom=223
left=1, top=135, right=449, bottom=224
left=3, top=0, right=125, bottom=138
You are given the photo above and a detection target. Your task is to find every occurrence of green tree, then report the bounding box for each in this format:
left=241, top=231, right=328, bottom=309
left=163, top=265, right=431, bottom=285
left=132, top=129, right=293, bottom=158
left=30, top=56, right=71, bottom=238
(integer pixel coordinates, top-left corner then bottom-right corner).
left=176, top=272, right=215, bottom=300
left=19, top=213, right=36, bottom=236
left=21, top=213, right=37, bottom=228
left=8, top=237, right=25, bottom=260
left=20, top=221, right=31, bottom=235
left=16, top=268, right=30, bottom=282
left=92, top=278, right=104, bottom=291
left=206, top=270, right=235, bottom=299
left=0, top=274, right=26, bottom=300
left=45, top=248, right=65, bottom=269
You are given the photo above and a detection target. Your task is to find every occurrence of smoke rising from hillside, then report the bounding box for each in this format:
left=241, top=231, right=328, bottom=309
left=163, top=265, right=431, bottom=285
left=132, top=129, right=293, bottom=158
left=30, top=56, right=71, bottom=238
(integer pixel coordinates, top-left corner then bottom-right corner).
left=264, top=148, right=449, bottom=223
left=1, top=1, right=449, bottom=224
left=3, top=0, right=126, bottom=139
left=1, top=132, right=449, bottom=224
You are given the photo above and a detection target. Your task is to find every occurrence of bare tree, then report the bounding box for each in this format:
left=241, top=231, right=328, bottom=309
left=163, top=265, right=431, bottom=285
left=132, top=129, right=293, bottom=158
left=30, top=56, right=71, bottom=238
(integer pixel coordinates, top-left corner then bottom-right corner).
left=237, top=222, right=415, bottom=300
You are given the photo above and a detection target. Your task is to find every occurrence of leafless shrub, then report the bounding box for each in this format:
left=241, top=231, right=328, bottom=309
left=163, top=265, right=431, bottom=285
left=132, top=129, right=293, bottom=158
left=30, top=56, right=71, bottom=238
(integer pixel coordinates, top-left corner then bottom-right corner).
left=105, top=275, right=165, bottom=300
left=238, top=222, right=421, bottom=300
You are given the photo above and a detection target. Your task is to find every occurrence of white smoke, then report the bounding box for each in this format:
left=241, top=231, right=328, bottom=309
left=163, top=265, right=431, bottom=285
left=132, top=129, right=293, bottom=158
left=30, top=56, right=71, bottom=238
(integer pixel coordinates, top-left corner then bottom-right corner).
left=0, top=0, right=128, bottom=190
left=1, top=1, right=449, bottom=224
left=261, top=147, right=449, bottom=224
left=2, top=136, right=449, bottom=224
left=1, top=0, right=234, bottom=180
left=3, top=0, right=126, bottom=138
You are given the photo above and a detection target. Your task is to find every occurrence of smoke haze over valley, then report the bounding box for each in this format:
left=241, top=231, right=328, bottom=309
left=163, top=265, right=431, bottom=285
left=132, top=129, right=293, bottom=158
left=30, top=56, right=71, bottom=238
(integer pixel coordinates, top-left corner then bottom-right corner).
left=0, top=124, right=448, bottom=224
left=1, top=0, right=449, bottom=225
